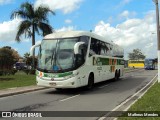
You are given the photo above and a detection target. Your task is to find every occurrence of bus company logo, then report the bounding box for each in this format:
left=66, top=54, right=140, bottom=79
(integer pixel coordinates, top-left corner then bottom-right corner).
left=48, top=74, right=56, bottom=78
left=93, top=57, right=102, bottom=65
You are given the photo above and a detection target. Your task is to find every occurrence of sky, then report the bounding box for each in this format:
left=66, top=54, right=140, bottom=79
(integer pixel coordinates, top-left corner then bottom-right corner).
left=0, top=0, right=158, bottom=59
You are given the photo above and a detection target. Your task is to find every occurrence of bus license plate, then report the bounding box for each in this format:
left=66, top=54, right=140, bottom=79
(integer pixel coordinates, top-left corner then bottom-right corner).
left=49, top=83, right=56, bottom=86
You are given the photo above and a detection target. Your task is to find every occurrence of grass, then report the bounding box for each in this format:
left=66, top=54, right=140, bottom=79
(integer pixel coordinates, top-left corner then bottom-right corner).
left=0, top=71, right=36, bottom=90
left=118, top=82, right=160, bottom=120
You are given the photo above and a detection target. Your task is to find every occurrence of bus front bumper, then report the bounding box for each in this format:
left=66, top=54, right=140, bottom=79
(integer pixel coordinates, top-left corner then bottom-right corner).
left=36, top=76, right=80, bottom=88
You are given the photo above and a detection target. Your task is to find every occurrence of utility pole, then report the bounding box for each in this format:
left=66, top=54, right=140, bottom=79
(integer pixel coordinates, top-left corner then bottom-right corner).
left=153, top=0, right=160, bottom=83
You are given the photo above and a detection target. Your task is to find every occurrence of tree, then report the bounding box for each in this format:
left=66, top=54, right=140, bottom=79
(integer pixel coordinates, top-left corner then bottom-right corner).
left=3, top=46, right=20, bottom=63
left=11, top=2, right=55, bottom=46
left=0, top=46, right=19, bottom=70
left=11, top=2, right=55, bottom=68
left=128, top=49, right=146, bottom=60
left=24, top=52, right=30, bottom=60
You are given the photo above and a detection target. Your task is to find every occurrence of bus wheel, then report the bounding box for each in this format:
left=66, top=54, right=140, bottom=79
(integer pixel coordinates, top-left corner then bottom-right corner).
left=118, top=70, right=120, bottom=78
left=114, top=71, right=119, bottom=81
left=87, top=74, right=94, bottom=89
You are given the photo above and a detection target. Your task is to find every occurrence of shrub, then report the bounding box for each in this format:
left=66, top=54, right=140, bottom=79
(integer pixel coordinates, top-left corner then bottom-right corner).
left=23, top=69, right=36, bottom=75
left=23, top=69, right=30, bottom=75
left=0, top=69, right=17, bottom=76
left=0, top=70, right=3, bottom=76
left=29, top=69, right=36, bottom=75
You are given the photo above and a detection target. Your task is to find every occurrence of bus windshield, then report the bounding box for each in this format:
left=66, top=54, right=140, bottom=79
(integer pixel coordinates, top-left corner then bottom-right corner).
left=145, top=59, right=153, bottom=65
left=38, top=38, right=79, bottom=72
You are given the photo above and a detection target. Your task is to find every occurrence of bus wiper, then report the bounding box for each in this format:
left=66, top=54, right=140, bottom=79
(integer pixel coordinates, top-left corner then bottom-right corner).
left=51, top=40, right=58, bottom=67
left=51, top=49, right=55, bottom=65
left=51, top=40, right=58, bottom=66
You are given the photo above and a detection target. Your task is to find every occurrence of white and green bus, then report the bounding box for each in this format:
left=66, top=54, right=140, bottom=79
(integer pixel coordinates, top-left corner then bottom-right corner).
left=30, top=31, right=124, bottom=89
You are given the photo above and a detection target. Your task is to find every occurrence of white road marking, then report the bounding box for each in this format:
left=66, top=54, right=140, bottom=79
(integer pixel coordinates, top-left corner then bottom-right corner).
left=123, top=76, right=157, bottom=111
left=98, top=74, right=158, bottom=120
left=60, top=94, right=80, bottom=102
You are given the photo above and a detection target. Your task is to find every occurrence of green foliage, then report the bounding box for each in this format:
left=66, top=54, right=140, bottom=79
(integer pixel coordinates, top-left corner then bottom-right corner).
left=0, top=69, right=18, bottom=76
left=11, top=1, right=55, bottom=45
left=0, top=46, right=20, bottom=75
left=128, top=49, right=146, bottom=60
left=23, top=69, right=30, bottom=75
left=23, top=69, right=36, bottom=75
left=0, top=47, right=14, bottom=70
left=24, top=52, right=30, bottom=59
left=26, top=56, right=38, bottom=68
left=0, top=46, right=20, bottom=70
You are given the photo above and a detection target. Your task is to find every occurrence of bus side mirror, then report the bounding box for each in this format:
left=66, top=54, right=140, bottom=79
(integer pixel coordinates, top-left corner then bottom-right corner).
left=30, top=41, right=41, bottom=56
left=74, top=42, right=85, bottom=54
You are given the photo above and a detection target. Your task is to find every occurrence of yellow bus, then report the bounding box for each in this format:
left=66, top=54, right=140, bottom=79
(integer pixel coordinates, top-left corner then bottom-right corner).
left=128, top=60, right=144, bottom=68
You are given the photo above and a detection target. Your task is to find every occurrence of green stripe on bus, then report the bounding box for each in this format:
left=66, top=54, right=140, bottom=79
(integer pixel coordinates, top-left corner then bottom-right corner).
left=57, top=72, right=73, bottom=77
left=39, top=71, right=73, bottom=78
left=93, top=57, right=124, bottom=66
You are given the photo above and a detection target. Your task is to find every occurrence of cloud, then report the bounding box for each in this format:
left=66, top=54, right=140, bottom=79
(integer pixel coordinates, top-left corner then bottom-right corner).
left=65, top=19, right=72, bottom=24
left=56, top=26, right=76, bottom=32
left=115, top=0, right=132, bottom=9
left=0, top=18, right=31, bottom=44
left=34, top=0, right=83, bottom=14
left=0, top=18, right=22, bottom=42
left=94, top=11, right=157, bottom=59
left=118, top=10, right=136, bottom=20
left=0, top=0, right=13, bottom=5
left=122, top=0, right=132, bottom=4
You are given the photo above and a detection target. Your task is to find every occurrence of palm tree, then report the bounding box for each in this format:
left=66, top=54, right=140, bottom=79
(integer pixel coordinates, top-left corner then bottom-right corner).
left=11, top=2, right=55, bottom=68
left=11, top=2, right=55, bottom=45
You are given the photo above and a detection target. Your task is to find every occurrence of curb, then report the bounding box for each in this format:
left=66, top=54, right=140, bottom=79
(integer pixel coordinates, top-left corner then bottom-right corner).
left=0, top=86, right=49, bottom=98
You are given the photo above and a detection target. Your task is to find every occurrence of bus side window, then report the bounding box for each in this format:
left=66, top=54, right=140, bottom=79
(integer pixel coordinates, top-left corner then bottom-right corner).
left=110, top=45, right=113, bottom=56
left=100, top=42, right=106, bottom=55
left=97, top=40, right=101, bottom=55
left=79, top=36, right=89, bottom=58
left=105, top=43, right=110, bottom=56
left=90, top=38, right=99, bottom=55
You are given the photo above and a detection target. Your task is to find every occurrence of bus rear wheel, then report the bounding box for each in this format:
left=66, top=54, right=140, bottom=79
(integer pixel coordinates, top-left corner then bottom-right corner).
left=86, top=74, right=94, bottom=89
left=114, top=71, right=119, bottom=81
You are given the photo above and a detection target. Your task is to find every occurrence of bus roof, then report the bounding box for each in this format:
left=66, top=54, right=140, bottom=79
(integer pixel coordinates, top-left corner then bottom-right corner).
left=44, top=31, right=114, bottom=45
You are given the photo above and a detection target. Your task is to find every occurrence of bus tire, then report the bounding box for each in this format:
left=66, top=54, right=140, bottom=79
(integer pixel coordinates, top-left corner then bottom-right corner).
left=86, top=73, right=94, bottom=89
left=118, top=69, right=120, bottom=78
left=114, top=70, right=119, bottom=81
